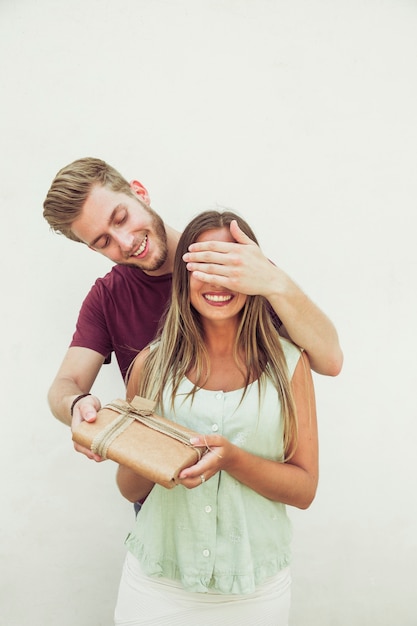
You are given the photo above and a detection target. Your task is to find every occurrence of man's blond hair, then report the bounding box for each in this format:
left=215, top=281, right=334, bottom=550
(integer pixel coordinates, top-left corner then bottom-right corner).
left=43, top=157, right=133, bottom=243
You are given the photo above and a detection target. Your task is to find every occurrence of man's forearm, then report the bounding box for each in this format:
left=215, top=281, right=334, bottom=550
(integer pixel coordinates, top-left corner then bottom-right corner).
left=268, top=278, right=343, bottom=376
left=48, top=378, right=88, bottom=426
left=47, top=347, right=105, bottom=425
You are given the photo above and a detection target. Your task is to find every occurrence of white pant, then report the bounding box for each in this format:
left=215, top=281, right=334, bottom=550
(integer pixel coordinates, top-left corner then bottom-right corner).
left=114, top=551, right=291, bottom=626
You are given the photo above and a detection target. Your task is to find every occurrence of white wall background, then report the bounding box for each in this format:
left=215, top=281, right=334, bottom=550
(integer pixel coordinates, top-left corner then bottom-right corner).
left=1, top=1, right=416, bottom=624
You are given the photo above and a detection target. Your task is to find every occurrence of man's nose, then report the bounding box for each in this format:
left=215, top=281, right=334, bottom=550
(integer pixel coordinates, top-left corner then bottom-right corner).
left=114, top=230, right=134, bottom=253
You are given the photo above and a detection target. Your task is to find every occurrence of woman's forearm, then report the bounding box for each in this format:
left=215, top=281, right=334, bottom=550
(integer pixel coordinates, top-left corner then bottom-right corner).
left=116, top=465, right=154, bottom=503
left=226, top=447, right=318, bottom=509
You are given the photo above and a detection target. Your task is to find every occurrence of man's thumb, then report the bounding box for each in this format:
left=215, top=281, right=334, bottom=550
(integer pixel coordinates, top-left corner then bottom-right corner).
left=229, top=219, right=252, bottom=244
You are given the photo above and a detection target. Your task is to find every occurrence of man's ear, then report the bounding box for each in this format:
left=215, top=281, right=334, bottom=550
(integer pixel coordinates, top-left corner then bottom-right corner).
left=130, top=180, right=151, bottom=205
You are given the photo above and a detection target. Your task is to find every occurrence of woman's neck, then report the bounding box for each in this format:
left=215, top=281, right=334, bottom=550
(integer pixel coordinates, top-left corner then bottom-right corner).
left=187, top=318, right=249, bottom=392
left=201, top=319, right=239, bottom=357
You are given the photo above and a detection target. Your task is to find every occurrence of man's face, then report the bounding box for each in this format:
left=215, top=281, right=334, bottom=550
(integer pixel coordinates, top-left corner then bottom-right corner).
left=71, top=184, right=168, bottom=273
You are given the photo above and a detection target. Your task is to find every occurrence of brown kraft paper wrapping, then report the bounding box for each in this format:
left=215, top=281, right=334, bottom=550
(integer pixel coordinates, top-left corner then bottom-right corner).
left=72, top=395, right=207, bottom=489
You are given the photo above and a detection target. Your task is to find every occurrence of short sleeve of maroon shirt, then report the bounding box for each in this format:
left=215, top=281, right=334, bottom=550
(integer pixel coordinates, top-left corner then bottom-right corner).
left=70, top=265, right=172, bottom=380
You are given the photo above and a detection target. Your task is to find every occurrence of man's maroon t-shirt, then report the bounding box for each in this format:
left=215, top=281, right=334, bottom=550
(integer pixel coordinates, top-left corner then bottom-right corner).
left=70, top=265, right=172, bottom=380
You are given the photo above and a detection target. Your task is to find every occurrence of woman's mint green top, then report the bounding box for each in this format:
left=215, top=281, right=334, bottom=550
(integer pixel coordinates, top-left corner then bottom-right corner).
left=125, top=338, right=302, bottom=595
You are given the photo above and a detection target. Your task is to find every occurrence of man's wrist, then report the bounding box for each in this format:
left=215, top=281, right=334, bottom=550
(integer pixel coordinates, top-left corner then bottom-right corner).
left=70, top=393, right=92, bottom=417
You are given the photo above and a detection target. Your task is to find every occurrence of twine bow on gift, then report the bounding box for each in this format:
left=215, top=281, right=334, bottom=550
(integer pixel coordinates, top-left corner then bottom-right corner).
left=90, top=399, right=205, bottom=461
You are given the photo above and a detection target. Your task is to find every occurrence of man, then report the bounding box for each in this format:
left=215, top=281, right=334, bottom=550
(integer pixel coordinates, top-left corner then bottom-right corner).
left=43, top=157, right=343, bottom=461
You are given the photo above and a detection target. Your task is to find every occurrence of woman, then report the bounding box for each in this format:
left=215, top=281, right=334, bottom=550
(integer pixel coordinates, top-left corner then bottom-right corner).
left=115, top=211, right=318, bottom=625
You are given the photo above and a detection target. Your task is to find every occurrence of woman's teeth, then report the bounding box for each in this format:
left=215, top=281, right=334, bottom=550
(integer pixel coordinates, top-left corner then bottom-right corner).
left=204, top=294, right=233, bottom=302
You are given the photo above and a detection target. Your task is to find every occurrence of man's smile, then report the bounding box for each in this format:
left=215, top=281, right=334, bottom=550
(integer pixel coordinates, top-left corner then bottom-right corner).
left=131, top=234, right=148, bottom=257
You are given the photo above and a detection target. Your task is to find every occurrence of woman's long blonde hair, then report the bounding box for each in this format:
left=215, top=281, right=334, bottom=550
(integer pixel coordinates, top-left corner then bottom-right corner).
left=135, top=210, right=298, bottom=459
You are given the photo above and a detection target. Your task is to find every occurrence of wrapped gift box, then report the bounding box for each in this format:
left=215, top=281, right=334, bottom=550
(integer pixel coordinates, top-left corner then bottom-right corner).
left=72, top=395, right=206, bottom=489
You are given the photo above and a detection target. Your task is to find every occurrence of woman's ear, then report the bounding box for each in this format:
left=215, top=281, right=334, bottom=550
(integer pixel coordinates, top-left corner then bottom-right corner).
left=130, top=180, right=151, bottom=205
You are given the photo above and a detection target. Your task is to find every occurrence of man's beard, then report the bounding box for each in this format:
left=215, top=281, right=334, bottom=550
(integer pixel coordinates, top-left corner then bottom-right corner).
left=121, top=207, right=168, bottom=272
